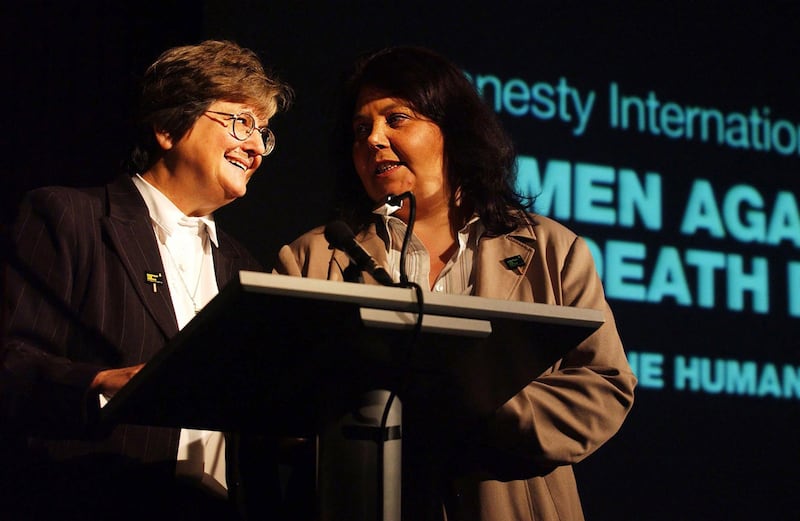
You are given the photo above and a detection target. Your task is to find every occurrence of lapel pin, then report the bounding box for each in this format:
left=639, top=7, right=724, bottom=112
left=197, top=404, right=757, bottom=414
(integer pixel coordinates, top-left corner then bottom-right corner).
left=145, top=271, right=164, bottom=293
left=503, top=255, right=526, bottom=270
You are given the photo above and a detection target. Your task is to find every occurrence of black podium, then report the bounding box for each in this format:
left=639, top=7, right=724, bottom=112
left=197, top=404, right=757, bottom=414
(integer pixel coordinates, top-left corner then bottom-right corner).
left=101, top=271, right=604, bottom=520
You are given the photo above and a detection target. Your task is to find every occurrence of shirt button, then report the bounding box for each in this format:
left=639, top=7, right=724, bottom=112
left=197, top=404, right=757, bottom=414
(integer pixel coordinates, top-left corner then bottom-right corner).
left=434, top=283, right=443, bottom=292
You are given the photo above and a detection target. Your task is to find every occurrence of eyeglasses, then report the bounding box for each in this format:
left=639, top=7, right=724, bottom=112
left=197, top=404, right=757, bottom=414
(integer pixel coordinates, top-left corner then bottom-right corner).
left=205, top=110, right=276, bottom=156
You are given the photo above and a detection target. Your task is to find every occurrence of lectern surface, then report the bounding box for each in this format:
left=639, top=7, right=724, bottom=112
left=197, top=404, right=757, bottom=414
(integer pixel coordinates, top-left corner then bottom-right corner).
left=101, top=271, right=603, bottom=434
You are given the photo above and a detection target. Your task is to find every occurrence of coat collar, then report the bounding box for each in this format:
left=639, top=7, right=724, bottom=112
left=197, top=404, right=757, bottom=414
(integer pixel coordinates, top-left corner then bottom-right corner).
left=473, top=217, right=537, bottom=300
left=347, top=215, right=538, bottom=297
left=102, top=175, right=179, bottom=338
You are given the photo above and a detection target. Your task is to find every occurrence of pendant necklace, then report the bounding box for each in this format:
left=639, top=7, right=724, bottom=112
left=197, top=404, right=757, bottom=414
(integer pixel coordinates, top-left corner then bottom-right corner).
left=163, top=241, right=205, bottom=315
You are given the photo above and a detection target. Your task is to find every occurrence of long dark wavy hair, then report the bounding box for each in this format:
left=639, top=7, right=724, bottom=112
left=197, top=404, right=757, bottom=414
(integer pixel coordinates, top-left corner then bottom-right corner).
left=330, top=45, right=531, bottom=235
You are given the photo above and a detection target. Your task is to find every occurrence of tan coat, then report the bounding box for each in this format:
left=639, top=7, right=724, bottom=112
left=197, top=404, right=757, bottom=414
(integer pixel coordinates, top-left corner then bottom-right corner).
left=275, top=214, right=636, bottom=521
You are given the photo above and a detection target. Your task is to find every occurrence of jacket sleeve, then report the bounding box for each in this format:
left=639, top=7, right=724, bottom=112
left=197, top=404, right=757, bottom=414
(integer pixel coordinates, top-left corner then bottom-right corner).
left=482, top=235, right=636, bottom=472
left=1, top=188, right=107, bottom=438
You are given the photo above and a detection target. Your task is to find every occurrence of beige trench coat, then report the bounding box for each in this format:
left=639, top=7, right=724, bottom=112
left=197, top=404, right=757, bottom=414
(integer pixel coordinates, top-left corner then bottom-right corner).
left=275, top=213, right=636, bottom=521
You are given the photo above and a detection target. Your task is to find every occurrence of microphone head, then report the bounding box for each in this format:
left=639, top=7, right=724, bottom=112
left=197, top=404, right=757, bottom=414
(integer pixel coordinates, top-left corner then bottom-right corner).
left=324, top=220, right=356, bottom=251
left=323, top=220, right=396, bottom=286
left=371, top=192, right=412, bottom=216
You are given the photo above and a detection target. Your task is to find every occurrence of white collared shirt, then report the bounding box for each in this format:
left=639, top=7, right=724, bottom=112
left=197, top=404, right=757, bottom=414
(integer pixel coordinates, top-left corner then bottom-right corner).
left=379, top=215, right=483, bottom=294
left=132, top=174, right=228, bottom=497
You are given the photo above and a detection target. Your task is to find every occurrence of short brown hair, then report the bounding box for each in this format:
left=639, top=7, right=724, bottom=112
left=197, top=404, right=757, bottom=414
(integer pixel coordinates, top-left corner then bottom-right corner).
left=128, top=40, right=292, bottom=173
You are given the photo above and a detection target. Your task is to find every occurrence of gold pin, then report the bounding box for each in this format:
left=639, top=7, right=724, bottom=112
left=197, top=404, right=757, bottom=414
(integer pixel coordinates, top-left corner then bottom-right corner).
left=145, top=272, right=164, bottom=293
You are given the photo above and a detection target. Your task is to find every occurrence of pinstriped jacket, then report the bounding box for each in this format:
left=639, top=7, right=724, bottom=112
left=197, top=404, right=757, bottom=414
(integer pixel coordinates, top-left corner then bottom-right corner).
left=275, top=214, right=636, bottom=521
left=1, top=174, right=260, bottom=475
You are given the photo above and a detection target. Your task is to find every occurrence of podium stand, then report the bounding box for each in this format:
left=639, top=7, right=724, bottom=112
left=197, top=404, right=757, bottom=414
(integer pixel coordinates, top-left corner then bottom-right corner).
left=101, top=271, right=604, bottom=520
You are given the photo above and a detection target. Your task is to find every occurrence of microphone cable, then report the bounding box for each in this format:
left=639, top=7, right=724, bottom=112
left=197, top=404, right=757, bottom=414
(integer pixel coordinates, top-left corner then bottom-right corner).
left=375, top=191, right=422, bottom=521
left=395, top=191, right=415, bottom=287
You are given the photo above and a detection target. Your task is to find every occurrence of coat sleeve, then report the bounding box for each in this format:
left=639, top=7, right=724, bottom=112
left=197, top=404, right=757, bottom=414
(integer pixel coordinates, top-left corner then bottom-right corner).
left=482, top=234, right=636, bottom=472
left=1, top=188, right=108, bottom=438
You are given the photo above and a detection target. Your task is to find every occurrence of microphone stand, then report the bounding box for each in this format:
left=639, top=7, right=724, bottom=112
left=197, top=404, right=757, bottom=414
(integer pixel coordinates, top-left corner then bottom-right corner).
left=389, top=192, right=416, bottom=288
left=374, top=192, right=422, bottom=521
left=318, top=193, right=423, bottom=521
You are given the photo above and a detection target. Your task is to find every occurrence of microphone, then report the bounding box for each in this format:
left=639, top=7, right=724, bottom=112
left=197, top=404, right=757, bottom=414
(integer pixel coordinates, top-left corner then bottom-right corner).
left=371, top=193, right=407, bottom=216
left=324, top=220, right=395, bottom=286
left=371, top=192, right=415, bottom=286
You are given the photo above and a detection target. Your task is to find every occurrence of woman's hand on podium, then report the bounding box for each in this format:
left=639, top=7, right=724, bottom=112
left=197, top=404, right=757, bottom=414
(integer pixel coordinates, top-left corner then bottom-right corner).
left=90, top=363, right=145, bottom=399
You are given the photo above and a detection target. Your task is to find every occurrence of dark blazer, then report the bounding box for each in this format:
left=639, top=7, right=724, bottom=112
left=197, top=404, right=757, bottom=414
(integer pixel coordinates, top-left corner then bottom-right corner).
left=1, top=174, right=261, bottom=520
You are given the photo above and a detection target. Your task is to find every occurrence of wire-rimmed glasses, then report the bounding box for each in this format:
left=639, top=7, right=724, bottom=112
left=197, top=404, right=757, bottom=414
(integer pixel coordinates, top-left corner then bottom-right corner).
left=205, top=110, right=275, bottom=156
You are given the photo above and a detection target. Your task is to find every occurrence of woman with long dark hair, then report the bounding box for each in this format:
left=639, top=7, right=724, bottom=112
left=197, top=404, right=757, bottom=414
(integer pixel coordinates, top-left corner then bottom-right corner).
left=276, top=46, right=635, bottom=521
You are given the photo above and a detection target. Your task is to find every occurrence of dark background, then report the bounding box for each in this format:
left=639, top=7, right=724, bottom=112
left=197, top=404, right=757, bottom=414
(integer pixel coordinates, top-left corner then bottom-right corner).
left=5, top=2, right=800, bottom=520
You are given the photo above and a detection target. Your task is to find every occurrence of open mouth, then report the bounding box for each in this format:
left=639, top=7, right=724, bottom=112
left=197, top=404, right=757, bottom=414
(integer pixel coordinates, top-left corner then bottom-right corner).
left=375, top=162, right=402, bottom=176
left=226, top=157, right=249, bottom=171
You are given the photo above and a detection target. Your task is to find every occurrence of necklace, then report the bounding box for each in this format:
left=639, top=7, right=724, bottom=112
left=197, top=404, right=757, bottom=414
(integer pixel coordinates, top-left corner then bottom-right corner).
left=163, top=240, right=205, bottom=315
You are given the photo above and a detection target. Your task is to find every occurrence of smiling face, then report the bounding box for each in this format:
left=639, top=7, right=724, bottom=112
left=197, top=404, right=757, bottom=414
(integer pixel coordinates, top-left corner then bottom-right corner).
left=146, top=100, right=268, bottom=216
left=351, top=87, right=448, bottom=219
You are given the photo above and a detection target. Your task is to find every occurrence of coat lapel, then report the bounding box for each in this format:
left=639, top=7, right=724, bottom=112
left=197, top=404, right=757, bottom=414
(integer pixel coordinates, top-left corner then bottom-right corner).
left=351, top=219, right=538, bottom=299
left=357, top=223, right=391, bottom=267
left=102, top=176, right=179, bottom=338
left=473, top=219, right=537, bottom=300
left=212, top=237, right=238, bottom=289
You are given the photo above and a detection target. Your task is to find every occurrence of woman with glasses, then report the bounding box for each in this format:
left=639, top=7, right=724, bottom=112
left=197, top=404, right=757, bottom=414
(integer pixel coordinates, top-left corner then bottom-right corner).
left=275, top=46, right=635, bottom=521
left=1, top=40, right=291, bottom=520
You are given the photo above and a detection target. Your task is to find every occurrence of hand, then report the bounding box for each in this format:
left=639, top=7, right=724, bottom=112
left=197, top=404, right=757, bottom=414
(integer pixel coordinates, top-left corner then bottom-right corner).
left=90, top=363, right=145, bottom=399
